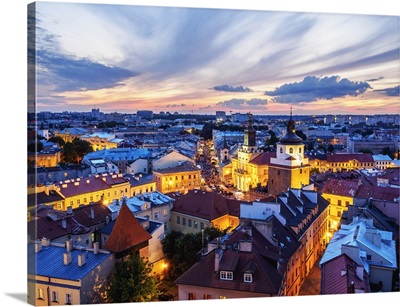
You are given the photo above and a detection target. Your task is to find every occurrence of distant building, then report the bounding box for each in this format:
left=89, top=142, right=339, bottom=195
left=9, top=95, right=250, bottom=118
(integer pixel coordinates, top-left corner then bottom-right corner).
left=28, top=146, right=63, bottom=168
left=91, top=108, right=101, bottom=120
left=215, top=111, right=226, bottom=122
left=347, top=138, right=398, bottom=155
left=137, top=110, right=153, bottom=118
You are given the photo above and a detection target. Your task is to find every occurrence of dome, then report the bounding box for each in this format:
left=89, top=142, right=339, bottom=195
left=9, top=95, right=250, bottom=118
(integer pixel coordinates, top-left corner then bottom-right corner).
left=279, top=115, right=302, bottom=144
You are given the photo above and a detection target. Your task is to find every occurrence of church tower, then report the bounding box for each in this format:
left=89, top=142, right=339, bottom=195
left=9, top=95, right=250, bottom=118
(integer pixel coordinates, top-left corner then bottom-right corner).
left=242, top=113, right=257, bottom=153
left=267, top=110, right=310, bottom=196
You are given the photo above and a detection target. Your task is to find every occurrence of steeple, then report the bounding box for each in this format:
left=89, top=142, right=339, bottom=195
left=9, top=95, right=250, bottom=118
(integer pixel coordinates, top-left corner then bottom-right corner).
left=223, top=134, right=228, bottom=150
left=280, top=108, right=302, bottom=144
left=243, top=112, right=256, bottom=148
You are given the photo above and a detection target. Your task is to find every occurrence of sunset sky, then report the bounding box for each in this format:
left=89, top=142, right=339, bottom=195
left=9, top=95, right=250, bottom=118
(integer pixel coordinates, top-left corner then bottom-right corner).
left=32, top=1, right=399, bottom=115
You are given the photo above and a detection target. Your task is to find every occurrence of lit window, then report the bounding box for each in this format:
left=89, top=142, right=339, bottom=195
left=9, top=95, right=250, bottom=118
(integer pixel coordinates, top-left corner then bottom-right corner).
left=194, top=221, right=198, bottom=229
left=289, top=148, right=293, bottom=154
left=244, top=273, right=252, bottom=283
left=37, top=288, right=44, bottom=300
left=280, top=147, right=283, bottom=153
left=200, top=222, right=204, bottom=230
left=220, top=271, right=233, bottom=280
left=163, top=209, right=168, bottom=217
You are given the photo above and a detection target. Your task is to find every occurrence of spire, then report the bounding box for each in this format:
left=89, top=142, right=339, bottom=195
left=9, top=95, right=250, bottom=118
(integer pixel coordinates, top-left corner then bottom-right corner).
left=223, top=134, right=228, bottom=149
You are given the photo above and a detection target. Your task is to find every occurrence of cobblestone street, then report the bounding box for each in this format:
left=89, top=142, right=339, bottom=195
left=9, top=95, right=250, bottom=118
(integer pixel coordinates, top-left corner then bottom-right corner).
left=299, top=257, right=321, bottom=296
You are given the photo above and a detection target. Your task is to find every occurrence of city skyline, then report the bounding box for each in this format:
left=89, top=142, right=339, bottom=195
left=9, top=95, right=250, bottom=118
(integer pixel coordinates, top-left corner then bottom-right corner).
left=32, top=3, right=399, bottom=116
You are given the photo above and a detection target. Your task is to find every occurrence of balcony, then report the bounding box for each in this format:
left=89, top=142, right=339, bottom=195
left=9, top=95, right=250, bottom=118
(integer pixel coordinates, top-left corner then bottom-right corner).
left=234, top=168, right=248, bottom=175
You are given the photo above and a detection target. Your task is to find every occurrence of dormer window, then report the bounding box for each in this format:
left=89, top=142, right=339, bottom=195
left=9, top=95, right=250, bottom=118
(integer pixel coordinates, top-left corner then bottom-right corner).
left=220, top=271, right=233, bottom=280
left=280, top=147, right=283, bottom=153
left=244, top=273, right=253, bottom=283
left=289, top=147, right=293, bottom=154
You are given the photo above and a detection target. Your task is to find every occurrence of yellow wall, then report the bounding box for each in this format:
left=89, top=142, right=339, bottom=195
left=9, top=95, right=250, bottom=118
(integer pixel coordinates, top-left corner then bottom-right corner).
left=153, top=170, right=201, bottom=194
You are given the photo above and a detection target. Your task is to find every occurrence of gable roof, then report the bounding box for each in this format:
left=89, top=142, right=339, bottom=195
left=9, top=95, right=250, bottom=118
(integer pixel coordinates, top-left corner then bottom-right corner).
left=326, top=153, right=374, bottom=163
left=175, top=223, right=284, bottom=296
left=249, top=152, right=275, bottom=165
left=170, top=190, right=248, bottom=220
left=103, top=203, right=152, bottom=253
left=321, top=178, right=361, bottom=197
left=320, top=253, right=370, bottom=294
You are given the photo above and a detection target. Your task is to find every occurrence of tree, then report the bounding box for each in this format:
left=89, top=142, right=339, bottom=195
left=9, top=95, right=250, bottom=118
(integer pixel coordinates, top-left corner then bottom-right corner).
left=295, top=130, right=307, bottom=141
left=106, top=253, right=160, bottom=303
left=63, top=142, right=79, bottom=163
left=327, top=144, right=335, bottom=153
left=27, top=142, right=43, bottom=153
left=48, top=136, right=65, bottom=147
left=72, top=138, right=93, bottom=161
left=381, top=146, right=394, bottom=159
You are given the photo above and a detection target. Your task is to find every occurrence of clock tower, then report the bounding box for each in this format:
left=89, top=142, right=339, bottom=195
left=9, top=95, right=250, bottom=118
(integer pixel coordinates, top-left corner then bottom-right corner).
left=267, top=110, right=310, bottom=196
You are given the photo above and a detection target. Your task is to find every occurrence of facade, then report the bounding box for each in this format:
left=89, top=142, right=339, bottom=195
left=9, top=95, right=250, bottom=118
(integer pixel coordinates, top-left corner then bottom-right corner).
left=28, top=239, right=114, bottom=306
left=268, top=113, right=310, bottom=196
left=347, top=138, right=398, bottom=155
left=28, top=147, right=63, bottom=168
left=169, top=190, right=246, bottom=234
left=27, top=164, right=91, bottom=187
left=231, top=113, right=272, bottom=192
left=81, top=132, right=123, bottom=150
left=326, top=153, right=375, bottom=172
left=372, top=154, right=393, bottom=169
left=54, top=128, right=90, bottom=143
left=152, top=161, right=201, bottom=194
left=152, top=149, right=195, bottom=171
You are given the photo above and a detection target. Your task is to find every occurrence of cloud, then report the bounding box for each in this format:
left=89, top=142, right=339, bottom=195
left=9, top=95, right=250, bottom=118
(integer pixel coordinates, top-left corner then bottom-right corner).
left=265, top=76, right=371, bottom=103
left=37, top=51, right=140, bottom=92
left=212, top=84, right=253, bottom=92
left=366, top=77, right=384, bottom=82
left=166, top=103, right=187, bottom=107
left=374, top=86, right=400, bottom=97
left=216, top=98, right=267, bottom=108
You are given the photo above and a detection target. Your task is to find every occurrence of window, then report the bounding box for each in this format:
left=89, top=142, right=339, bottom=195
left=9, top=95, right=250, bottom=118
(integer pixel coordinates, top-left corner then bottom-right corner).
left=194, top=221, right=198, bottom=229
left=177, top=216, right=180, bottom=224
left=188, top=219, right=192, bottom=227
left=154, top=211, right=159, bottom=220
left=280, top=147, right=283, bottom=153
left=289, top=148, right=293, bottom=154
left=338, top=200, right=342, bottom=206
left=51, top=291, right=58, bottom=302
left=244, top=273, right=252, bottom=283
left=188, top=293, right=196, bottom=300
left=163, top=209, right=168, bottom=217
left=90, top=196, right=93, bottom=202
left=182, top=218, right=186, bottom=226
left=345, top=201, right=350, bottom=206
left=367, top=254, right=371, bottom=260
left=219, top=296, right=227, bottom=299
left=300, top=169, right=302, bottom=174
left=200, top=222, right=204, bottom=230
left=189, top=174, right=192, bottom=179
left=77, top=199, right=81, bottom=205
left=70, top=200, right=73, bottom=206
left=299, top=148, right=302, bottom=153
left=337, top=211, right=342, bottom=217
left=37, top=288, right=44, bottom=300
left=84, top=198, right=87, bottom=203
left=66, top=293, right=72, bottom=304
left=220, top=271, right=233, bottom=280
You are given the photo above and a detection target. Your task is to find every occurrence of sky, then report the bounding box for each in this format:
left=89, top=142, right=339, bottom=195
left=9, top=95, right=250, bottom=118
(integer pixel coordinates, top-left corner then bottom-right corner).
left=30, top=1, right=399, bottom=116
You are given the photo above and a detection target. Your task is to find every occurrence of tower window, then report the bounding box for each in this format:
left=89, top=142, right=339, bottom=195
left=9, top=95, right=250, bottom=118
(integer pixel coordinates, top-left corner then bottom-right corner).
left=280, top=147, right=283, bottom=153
left=289, top=148, right=293, bottom=154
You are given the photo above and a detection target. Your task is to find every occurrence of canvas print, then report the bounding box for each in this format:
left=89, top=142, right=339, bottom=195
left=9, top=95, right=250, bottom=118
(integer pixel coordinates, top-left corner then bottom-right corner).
left=27, top=1, right=399, bottom=306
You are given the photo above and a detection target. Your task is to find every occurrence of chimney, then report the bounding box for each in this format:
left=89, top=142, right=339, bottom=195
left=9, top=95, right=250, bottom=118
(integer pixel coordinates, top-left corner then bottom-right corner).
left=78, top=253, right=86, bottom=267
left=90, top=206, right=95, bottom=220
left=214, top=248, right=223, bottom=272
left=63, top=252, right=72, bottom=265
left=42, top=237, right=50, bottom=247
left=67, top=206, right=73, bottom=215
left=244, top=226, right=252, bottom=237
left=239, top=240, right=252, bottom=252
left=93, top=242, right=99, bottom=254
left=105, top=216, right=110, bottom=224
left=62, top=219, right=67, bottom=229
left=356, top=266, right=364, bottom=281
left=35, top=240, right=42, bottom=253
left=66, top=239, right=73, bottom=252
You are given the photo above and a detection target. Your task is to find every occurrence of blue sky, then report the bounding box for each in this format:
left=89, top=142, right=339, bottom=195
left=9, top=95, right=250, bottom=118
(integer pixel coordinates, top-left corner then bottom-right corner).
left=31, top=1, right=399, bottom=115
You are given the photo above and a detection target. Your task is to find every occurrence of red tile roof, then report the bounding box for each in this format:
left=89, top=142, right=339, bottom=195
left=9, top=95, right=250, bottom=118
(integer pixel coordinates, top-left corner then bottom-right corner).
left=326, top=153, right=374, bottom=163
left=170, top=190, right=248, bottom=220
left=104, top=203, right=152, bottom=253
left=356, top=184, right=400, bottom=201
left=320, top=253, right=370, bottom=294
left=56, top=177, right=110, bottom=198
left=321, top=178, right=361, bottom=197
left=249, top=152, right=275, bottom=165
left=175, top=223, right=284, bottom=295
